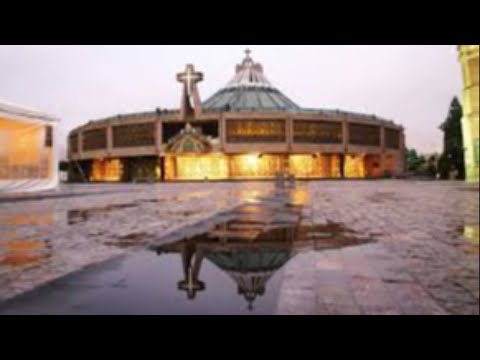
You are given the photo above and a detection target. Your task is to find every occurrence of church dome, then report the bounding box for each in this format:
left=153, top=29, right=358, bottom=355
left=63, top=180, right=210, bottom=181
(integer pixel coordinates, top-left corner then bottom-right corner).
left=203, top=50, right=301, bottom=112
left=206, top=249, right=292, bottom=310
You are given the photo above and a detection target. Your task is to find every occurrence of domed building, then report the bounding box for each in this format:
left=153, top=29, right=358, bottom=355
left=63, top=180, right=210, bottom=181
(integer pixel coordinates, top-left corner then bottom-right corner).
left=68, top=50, right=406, bottom=182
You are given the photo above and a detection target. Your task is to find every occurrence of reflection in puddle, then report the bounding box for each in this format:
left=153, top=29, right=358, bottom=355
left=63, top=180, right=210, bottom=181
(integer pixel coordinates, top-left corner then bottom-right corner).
left=288, top=187, right=309, bottom=206
left=0, top=239, right=50, bottom=268
left=67, top=204, right=138, bottom=225
left=105, top=233, right=155, bottom=248
left=0, top=187, right=375, bottom=315
left=151, top=189, right=372, bottom=311
left=229, top=189, right=265, bottom=204
left=0, top=213, right=54, bottom=227
left=173, top=191, right=212, bottom=202
left=463, top=225, right=479, bottom=245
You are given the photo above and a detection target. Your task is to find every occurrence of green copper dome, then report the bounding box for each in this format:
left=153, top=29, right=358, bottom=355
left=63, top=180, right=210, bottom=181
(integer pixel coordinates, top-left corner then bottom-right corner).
left=203, top=50, right=301, bottom=112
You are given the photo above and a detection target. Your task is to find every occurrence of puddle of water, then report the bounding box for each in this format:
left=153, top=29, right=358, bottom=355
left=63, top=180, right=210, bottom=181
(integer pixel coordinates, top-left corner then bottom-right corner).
left=0, top=239, right=51, bottom=269
left=0, top=214, right=54, bottom=227
left=0, top=188, right=373, bottom=315
left=105, top=233, right=156, bottom=249
left=462, top=225, right=479, bottom=245
left=67, top=203, right=139, bottom=225
left=137, top=198, right=373, bottom=313
left=172, top=191, right=212, bottom=202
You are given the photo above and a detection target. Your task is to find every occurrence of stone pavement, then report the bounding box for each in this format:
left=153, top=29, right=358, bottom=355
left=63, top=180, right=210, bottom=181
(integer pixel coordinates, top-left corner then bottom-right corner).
left=0, top=182, right=273, bottom=302
left=276, top=181, right=479, bottom=315
left=0, top=181, right=478, bottom=315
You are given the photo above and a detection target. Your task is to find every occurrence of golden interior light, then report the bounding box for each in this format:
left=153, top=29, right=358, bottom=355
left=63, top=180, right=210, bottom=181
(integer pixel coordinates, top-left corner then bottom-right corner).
left=0, top=117, right=52, bottom=180
left=90, top=159, right=122, bottom=182
left=230, top=154, right=281, bottom=179
left=175, top=154, right=229, bottom=180
left=345, top=154, right=366, bottom=178
left=464, top=225, right=479, bottom=245
left=0, top=239, right=47, bottom=268
left=245, top=154, right=260, bottom=169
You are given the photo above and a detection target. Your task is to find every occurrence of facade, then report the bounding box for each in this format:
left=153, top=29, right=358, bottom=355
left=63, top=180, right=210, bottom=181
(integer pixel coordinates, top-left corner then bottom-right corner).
left=0, top=100, right=59, bottom=192
left=458, top=45, right=479, bottom=183
left=68, top=51, right=406, bottom=182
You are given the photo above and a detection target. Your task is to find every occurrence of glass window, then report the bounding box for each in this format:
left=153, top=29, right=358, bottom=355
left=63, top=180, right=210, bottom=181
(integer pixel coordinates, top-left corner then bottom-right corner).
left=45, top=126, right=53, bottom=147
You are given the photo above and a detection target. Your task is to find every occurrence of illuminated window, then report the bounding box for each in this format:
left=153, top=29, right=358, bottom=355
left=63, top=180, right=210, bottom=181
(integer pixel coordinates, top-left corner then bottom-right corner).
left=175, top=154, right=229, bottom=180
left=90, top=159, right=123, bottom=182
left=344, top=155, right=366, bottom=178
left=230, top=154, right=282, bottom=178
left=226, top=120, right=286, bottom=143
left=113, top=123, right=155, bottom=148
left=293, top=121, right=343, bottom=144
left=0, top=118, right=45, bottom=180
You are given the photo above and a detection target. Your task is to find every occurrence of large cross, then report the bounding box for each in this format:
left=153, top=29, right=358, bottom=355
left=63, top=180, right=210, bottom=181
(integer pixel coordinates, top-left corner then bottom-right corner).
left=177, top=64, right=203, bottom=98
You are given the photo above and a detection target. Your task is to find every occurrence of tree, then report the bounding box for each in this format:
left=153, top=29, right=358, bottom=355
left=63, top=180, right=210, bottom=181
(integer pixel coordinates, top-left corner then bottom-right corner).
left=407, top=149, right=422, bottom=172
left=426, top=155, right=438, bottom=178
left=439, top=97, right=465, bottom=180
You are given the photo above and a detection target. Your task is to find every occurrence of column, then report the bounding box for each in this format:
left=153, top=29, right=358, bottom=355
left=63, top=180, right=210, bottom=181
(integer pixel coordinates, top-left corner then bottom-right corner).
left=79, top=132, right=84, bottom=158
left=342, top=119, right=349, bottom=153
left=107, top=126, right=113, bottom=157
left=379, top=126, right=386, bottom=176
left=156, top=119, right=163, bottom=154
left=287, top=117, right=293, bottom=150
left=399, top=130, right=407, bottom=175
left=220, top=116, right=227, bottom=151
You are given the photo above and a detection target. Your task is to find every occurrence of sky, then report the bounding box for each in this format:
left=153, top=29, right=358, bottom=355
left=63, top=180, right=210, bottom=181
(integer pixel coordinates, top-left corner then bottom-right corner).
left=0, top=45, right=462, bottom=158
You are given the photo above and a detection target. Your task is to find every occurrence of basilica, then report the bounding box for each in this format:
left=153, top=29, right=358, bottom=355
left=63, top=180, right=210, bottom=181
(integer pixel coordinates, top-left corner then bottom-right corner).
left=68, top=50, right=406, bottom=182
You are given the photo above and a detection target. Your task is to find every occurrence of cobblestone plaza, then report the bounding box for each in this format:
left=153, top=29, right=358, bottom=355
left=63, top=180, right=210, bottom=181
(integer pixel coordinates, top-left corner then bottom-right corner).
left=0, top=181, right=478, bottom=315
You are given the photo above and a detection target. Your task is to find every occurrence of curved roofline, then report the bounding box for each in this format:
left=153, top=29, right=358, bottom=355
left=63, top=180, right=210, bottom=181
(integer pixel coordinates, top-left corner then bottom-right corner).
left=0, top=98, right=59, bottom=122
left=69, top=106, right=403, bottom=135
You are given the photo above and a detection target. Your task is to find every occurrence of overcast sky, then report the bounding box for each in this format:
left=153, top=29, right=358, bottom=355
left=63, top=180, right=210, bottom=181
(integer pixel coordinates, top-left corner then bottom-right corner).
left=0, top=45, right=462, bottom=158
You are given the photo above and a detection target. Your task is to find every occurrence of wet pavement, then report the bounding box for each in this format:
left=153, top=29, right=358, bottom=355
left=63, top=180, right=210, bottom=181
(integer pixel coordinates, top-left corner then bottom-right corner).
left=0, top=181, right=479, bottom=315
left=0, top=187, right=375, bottom=315
left=0, top=182, right=273, bottom=303
left=278, top=181, right=479, bottom=315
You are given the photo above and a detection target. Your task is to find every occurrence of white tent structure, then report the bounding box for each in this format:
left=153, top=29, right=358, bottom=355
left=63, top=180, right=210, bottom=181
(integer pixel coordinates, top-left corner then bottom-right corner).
left=0, top=99, right=60, bottom=193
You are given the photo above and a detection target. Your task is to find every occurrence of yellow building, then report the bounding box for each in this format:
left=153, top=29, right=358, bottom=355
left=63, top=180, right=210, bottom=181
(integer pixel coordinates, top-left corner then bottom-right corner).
left=0, top=100, right=59, bottom=192
left=459, top=45, right=479, bottom=183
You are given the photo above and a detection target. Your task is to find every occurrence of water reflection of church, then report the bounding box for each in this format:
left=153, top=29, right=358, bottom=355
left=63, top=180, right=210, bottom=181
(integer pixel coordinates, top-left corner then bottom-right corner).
left=68, top=49, right=406, bottom=182
left=154, top=225, right=296, bottom=310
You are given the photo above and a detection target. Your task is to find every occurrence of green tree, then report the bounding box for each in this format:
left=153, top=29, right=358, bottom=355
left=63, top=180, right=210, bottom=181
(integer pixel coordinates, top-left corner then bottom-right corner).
left=407, top=149, right=422, bottom=172
left=439, top=97, right=465, bottom=180
left=426, top=155, right=438, bottom=178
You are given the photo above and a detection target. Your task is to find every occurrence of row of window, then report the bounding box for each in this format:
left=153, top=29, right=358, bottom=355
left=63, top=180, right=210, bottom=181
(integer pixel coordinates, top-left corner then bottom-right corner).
left=72, top=121, right=401, bottom=152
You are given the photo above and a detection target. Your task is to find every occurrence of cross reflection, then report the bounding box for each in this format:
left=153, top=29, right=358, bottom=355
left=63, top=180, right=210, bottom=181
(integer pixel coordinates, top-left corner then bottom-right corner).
left=154, top=219, right=297, bottom=310
left=178, top=241, right=205, bottom=300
